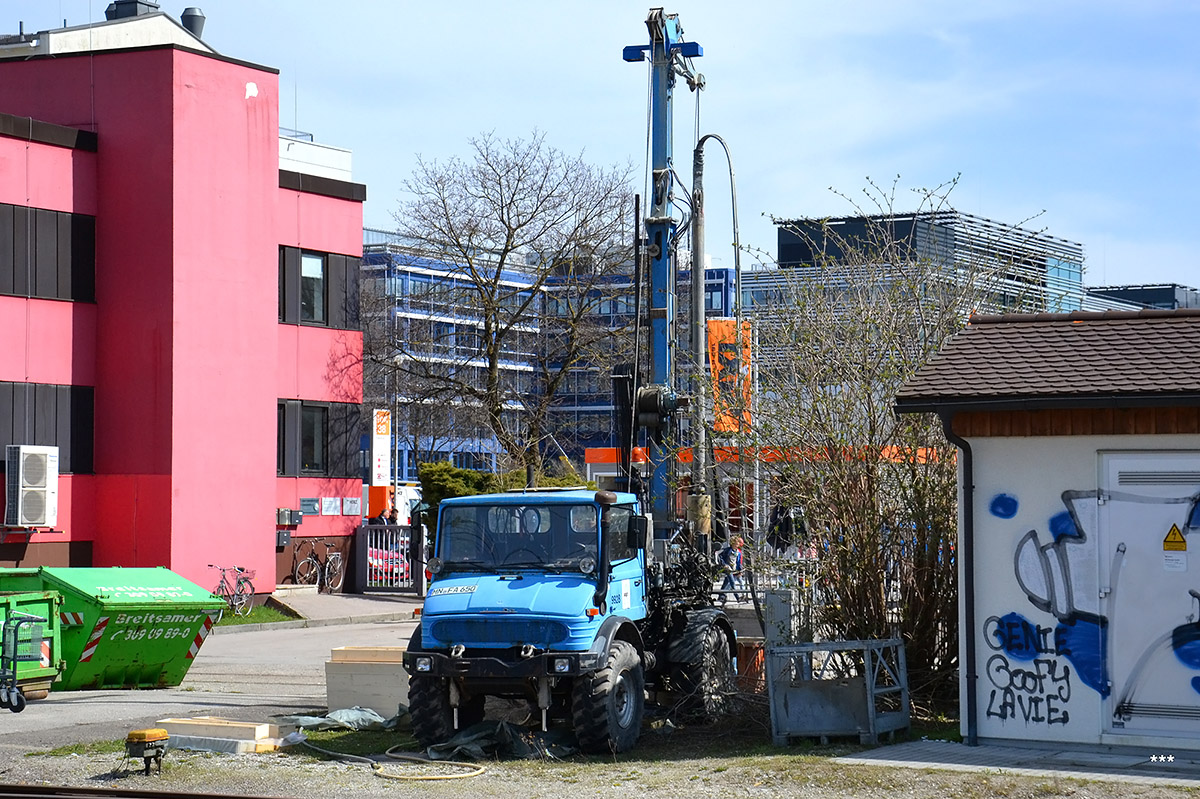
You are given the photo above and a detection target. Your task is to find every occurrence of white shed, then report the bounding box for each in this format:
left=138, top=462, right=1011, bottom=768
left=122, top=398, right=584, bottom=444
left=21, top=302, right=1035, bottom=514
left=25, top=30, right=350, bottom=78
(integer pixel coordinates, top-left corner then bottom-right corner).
left=896, top=309, right=1200, bottom=751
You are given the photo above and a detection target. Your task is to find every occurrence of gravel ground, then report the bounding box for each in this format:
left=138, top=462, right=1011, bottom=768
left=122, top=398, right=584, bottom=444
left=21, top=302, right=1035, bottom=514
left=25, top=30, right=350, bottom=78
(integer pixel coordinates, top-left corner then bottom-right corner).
left=3, top=736, right=1196, bottom=799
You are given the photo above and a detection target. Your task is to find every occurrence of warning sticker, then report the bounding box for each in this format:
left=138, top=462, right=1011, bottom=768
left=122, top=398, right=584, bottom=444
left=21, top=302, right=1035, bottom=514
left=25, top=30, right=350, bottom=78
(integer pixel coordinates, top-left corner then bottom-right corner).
left=1164, top=524, right=1187, bottom=552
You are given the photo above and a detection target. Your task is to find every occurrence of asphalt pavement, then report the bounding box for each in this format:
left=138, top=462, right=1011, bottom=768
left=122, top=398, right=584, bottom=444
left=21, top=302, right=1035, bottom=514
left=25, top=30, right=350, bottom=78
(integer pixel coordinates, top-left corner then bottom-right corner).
left=1, top=588, right=1199, bottom=789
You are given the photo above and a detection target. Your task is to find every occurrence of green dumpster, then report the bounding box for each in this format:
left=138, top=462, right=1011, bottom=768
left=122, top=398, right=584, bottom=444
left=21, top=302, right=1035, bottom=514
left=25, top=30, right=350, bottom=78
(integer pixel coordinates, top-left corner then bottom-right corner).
left=0, top=567, right=225, bottom=690
left=0, top=590, right=63, bottom=696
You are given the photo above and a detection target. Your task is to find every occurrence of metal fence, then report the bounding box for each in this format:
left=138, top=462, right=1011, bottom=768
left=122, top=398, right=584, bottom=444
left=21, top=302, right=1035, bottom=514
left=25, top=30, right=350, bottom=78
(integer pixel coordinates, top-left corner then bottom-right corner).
left=356, top=524, right=425, bottom=594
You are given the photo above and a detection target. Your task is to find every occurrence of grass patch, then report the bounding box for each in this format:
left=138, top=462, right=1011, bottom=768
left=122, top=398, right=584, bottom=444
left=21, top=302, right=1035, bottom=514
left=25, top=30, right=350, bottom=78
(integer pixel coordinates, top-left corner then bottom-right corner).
left=282, top=728, right=422, bottom=760
left=28, top=739, right=124, bottom=757
left=215, top=603, right=297, bottom=626
left=908, top=718, right=961, bottom=743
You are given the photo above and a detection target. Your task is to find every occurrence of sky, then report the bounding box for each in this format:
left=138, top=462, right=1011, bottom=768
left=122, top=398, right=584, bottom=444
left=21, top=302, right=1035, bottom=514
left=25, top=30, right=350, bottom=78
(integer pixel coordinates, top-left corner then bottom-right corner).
left=8, top=1, right=1200, bottom=288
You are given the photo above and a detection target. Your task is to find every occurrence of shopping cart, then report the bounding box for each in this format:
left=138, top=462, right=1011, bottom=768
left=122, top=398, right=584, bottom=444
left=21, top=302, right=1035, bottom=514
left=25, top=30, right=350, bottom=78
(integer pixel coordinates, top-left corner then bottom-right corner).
left=0, top=612, right=46, bottom=713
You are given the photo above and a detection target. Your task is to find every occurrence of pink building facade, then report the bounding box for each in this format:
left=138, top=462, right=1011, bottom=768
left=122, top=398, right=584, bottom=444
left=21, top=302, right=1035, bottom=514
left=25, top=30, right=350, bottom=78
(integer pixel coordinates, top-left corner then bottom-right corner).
left=0, top=11, right=364, bottom=594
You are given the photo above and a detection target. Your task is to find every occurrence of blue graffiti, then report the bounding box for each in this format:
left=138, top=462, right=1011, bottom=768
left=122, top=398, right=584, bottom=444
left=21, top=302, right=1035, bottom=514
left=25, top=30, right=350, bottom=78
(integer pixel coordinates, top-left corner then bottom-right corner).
left=989, top=612, right=1048, bottom=660
left=1171, top=623, right=1200, bottom=670
left=988, top=611, right=1109, bottom=698
left=1191, top=676, right=1200, bottom=695
left=1048, top=510, right=1081, bottom=542
left=990, top=494, right=1019, bottom=519
left=1055, top=613, right=1109, bottom=698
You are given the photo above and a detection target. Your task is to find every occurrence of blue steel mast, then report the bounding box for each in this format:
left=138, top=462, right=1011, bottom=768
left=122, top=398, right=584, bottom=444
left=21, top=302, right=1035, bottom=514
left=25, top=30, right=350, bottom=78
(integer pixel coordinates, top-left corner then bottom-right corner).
left=623, top=9, right=703, bottom=534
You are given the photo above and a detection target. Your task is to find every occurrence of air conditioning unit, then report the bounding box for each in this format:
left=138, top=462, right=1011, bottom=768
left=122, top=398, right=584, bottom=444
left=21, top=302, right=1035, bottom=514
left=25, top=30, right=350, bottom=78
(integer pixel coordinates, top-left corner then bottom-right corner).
left=4, top=445, right=59, bottom=528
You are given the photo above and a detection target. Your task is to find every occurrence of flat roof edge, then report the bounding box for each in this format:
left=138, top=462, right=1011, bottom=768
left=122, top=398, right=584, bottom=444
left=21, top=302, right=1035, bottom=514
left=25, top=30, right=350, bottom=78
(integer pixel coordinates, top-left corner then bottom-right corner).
left=279, top=170, right=366, bottom=203
left=0, top=111, right=97, bottom=151
left=1, top=42, right=280, bottom=75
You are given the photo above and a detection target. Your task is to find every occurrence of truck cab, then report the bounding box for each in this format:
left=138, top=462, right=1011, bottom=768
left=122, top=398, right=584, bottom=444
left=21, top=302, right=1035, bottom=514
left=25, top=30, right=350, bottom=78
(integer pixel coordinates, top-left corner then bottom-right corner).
left=404, top=488, right=655, bottom=751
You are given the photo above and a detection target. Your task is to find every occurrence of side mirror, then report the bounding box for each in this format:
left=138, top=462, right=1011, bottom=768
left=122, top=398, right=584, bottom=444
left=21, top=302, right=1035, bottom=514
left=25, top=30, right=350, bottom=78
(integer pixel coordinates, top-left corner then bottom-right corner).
left=627, top=515, right=648, bottom=550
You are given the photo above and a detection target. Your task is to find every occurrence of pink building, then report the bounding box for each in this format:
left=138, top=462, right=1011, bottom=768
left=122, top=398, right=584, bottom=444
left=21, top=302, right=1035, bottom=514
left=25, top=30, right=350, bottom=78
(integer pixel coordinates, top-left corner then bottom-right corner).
left=0, top=3, right=364, bottom=595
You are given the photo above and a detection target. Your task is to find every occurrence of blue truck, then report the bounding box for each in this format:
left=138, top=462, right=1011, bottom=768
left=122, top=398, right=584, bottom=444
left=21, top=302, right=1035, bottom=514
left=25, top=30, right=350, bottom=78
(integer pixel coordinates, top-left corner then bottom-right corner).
left=403, top=487, right=736, bottom=752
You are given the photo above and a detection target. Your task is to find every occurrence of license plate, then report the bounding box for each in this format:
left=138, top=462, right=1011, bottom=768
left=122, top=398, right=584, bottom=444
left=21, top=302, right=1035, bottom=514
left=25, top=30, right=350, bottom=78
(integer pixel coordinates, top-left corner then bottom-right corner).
left=428, top=584, right=478, bottom=596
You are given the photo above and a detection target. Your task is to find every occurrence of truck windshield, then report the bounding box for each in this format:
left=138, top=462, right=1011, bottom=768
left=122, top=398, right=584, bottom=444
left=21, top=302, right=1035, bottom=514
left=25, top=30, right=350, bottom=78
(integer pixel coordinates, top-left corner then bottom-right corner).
left=438, top=503, right=599, bottom=570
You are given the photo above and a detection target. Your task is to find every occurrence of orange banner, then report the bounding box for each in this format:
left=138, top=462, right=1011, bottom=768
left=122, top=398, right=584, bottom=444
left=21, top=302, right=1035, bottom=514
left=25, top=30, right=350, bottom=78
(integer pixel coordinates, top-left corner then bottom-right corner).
left=708, top=318, right=752, bottom=433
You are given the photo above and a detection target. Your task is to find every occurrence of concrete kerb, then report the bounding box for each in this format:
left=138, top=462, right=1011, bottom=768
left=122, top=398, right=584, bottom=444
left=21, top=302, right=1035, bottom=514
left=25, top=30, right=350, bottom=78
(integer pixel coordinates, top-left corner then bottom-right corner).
left=210, top=589, right=423, bottom=634
left=212, top=611, right=416, bottom=635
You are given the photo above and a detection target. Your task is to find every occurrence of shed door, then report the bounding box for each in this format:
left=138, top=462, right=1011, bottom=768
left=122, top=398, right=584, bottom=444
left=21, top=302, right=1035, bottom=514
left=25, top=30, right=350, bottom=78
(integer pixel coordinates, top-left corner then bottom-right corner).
left=1099, top=451, right=1200, bottom=737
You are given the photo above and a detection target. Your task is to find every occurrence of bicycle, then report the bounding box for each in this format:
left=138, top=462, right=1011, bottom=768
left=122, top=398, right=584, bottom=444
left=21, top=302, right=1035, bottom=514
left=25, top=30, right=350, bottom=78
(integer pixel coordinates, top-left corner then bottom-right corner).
left=292, top=540, right=344, bottom=593
left=209, top=564, right=256, bottom=622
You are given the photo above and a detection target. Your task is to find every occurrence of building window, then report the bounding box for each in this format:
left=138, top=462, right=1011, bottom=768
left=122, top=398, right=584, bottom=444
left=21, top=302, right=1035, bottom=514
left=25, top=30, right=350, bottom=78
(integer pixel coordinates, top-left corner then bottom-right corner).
left=277, top=404, right=285, bottom=474
left=0, top=381, right=94, bottom=474
left=278, top=399, right=358, bottom=478
left=300, top=405, right=327, bottom=473
left=705, top=286, right=724, bottom=312
left=280, top=246, right=357, bottom=329
left=0, top=204, right=96, bottom=303
left=300, top=252, right=326, bottom=323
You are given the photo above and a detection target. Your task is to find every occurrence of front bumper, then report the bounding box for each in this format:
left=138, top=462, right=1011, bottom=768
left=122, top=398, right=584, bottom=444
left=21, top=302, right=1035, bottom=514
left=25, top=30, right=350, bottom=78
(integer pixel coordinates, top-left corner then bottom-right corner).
left=403, top=649, right=606, bottom=679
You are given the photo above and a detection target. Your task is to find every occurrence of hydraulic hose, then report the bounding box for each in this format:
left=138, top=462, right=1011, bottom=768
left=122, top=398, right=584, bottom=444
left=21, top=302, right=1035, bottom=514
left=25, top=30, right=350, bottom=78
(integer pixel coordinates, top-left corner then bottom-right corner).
left=299, top=740, right=486, bottom=781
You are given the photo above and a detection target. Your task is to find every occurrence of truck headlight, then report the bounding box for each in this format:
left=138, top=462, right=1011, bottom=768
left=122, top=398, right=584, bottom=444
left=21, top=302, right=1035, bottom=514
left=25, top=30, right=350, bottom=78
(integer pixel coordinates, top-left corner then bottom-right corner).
left=415, top=656, right=433, bottom=672
left=579, top=556, right=596, bottom=575
left=553, top=658, right=571, bottom=673
left=427, top=557, right=443, bottom=575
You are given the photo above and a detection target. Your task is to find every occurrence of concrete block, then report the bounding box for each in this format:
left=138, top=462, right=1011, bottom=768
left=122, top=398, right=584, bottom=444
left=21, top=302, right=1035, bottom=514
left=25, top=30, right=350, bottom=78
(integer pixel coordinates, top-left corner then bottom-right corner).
left=167, top=735, right=258, bottom=754
left=325, top=659, right=409, bottom=717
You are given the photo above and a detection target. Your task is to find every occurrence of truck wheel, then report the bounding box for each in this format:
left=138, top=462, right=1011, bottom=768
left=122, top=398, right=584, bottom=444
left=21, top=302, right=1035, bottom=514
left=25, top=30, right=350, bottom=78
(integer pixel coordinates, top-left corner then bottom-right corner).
left=571, top=639, right=644, bottom=753
left=677, top=624, right=735, bottom=719
left=408, top=676, right=485, bottom=748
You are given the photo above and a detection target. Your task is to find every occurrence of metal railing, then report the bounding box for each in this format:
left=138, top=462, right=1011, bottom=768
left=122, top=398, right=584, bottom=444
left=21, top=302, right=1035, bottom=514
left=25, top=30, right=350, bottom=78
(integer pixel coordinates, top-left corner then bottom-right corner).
left=355, top=524, right=425, bottom=594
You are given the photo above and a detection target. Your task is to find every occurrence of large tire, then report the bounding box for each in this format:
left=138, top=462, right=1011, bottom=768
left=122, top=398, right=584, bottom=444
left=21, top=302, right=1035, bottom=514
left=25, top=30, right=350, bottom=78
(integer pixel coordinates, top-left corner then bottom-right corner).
left=409, top=675, right=454, bottom=748
left=571, top=639, right=644, bottom=753
left=408, top=675, right=485, bottom=747
left=675, top=624, right=736, bottom=720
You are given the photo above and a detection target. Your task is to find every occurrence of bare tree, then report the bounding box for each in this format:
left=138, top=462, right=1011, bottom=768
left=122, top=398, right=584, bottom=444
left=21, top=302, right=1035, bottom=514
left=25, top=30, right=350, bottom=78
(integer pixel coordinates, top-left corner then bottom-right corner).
left=745, top=178, right=1056, bottom=708
left=359, top=274, right=490, bottom=473
left=383, top=131, right=635, bottom=473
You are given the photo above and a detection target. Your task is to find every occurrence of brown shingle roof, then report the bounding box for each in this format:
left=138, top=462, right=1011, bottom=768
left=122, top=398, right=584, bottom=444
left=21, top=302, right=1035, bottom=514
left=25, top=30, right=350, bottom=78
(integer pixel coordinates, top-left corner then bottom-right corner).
left=895, top=309, right=1200, bottom=412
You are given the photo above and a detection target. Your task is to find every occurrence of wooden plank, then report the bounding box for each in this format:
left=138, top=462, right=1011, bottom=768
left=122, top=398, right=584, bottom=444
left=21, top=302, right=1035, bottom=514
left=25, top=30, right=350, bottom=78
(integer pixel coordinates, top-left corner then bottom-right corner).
left=191, top=716, right=282, bottom=738
left=1011, top=411, right=1031, bottom=437
left=156, top=718, right=271, bottom=741
left=1049, top=410, right=1073, bottom=436
left=1029, top=410, right=1050, bottom=437
left=330, top=646, right=407, bottom=663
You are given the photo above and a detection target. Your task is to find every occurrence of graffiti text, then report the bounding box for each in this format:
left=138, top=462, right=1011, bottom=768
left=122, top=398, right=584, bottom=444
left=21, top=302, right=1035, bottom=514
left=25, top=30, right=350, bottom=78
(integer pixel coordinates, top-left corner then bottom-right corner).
left=985, top=654, right=1071, bottom=725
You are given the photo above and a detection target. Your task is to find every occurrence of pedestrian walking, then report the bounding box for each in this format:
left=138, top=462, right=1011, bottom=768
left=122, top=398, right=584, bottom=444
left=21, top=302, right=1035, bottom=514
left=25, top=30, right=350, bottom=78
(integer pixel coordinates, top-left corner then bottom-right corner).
left=717, top=535, right=744, bottom=603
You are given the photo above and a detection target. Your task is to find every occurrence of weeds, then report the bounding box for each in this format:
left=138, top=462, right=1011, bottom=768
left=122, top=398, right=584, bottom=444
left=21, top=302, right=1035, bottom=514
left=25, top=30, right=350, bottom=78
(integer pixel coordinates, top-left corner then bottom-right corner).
left=215, top=604, right=297, bottom=626
left=27, top=739, right=125, bottom=757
